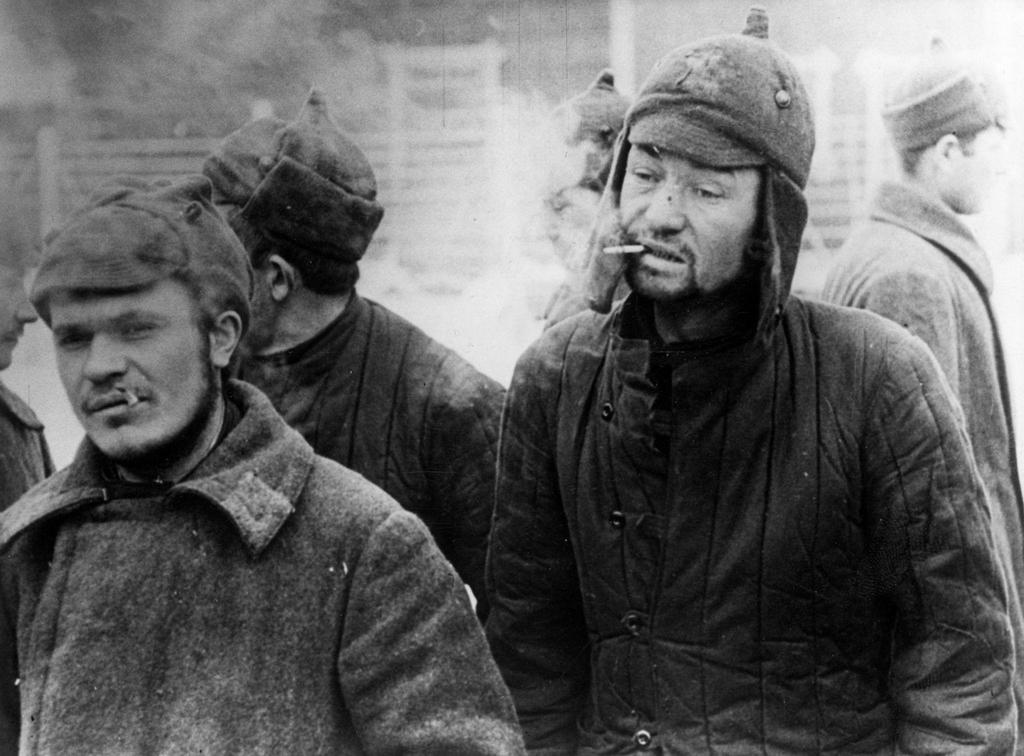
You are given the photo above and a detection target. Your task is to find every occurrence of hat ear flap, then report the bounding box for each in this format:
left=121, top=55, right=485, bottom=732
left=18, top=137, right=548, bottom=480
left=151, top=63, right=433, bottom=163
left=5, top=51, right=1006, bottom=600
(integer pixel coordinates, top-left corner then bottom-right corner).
left=756, top=167, right=807, bottom=333
left=583, top=126, right=632, bottom=313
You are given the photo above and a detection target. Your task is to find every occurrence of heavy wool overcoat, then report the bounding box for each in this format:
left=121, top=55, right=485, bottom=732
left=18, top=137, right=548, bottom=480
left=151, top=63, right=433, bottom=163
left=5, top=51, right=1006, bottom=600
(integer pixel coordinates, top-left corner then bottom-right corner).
left=238, top=292, right=503, bottom=616
left=823, top=179, right=1024, bottom=736
left=1, top=381, right=524, bottom=755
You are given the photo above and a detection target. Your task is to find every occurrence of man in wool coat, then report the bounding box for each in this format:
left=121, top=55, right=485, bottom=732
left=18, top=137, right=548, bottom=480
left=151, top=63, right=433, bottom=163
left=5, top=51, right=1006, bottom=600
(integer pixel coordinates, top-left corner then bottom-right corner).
left=821, top=41, right=1024, bottom=735
left=202, top=90, right=504, bottom=618
left=0, top=175, right=524, bottom=755
left=485, top=7, right=1016, bottom=753
left=0, top=257, right=53, bottom=512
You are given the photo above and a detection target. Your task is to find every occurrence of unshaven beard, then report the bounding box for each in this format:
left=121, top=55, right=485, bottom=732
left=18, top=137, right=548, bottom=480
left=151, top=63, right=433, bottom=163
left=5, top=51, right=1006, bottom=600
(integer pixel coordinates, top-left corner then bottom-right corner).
left=113, top=353, right=221, bottom=479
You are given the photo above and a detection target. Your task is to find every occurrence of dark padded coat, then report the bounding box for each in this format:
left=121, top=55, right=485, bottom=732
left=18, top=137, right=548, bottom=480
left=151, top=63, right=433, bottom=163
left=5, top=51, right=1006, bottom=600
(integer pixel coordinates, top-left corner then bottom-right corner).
left=238, top=293, right=504, bottom=617
left=0, top=381, right=52, bottom=513
left=0, top=381, right=524, bottom=756
left=488, top=162, right=1016, bottom=753
left=487, top=292, right=1015, bottom=754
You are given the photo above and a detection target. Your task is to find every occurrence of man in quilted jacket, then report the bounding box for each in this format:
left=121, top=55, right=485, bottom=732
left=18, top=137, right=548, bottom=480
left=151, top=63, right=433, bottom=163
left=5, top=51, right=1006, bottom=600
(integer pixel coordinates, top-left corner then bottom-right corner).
left=204, top=90, right=504, bottom=618
left=485, top=7, right=1017, bottom=753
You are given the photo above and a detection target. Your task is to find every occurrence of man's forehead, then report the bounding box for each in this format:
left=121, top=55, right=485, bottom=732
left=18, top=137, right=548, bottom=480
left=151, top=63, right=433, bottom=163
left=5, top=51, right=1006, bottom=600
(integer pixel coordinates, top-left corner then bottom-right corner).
left=48, top=280, right=189, bottom=322
left=629, top=142, right=749, bottom=177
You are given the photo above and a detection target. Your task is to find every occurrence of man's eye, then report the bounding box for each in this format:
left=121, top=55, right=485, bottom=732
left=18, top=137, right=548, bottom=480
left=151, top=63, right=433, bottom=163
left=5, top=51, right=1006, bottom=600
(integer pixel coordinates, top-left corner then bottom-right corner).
left=631, top=168, right=658, bottom=184
left=120, top=323, right=156, bottom=340
left=55, top=332, right=89, bottom=350
left=693, top=185, right=724, bottom=200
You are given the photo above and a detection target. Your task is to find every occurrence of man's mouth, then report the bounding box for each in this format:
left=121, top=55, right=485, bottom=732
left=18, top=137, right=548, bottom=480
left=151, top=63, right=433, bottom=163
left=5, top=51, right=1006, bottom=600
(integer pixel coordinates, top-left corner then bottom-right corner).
left=84, top=388, right=147, bottom=414
left=636, top=242, right=690, bottom=265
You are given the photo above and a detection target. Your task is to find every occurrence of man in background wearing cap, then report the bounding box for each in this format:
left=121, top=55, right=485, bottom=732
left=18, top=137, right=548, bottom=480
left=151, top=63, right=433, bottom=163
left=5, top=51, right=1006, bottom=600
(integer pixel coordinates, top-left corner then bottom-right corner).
left=822, top=45, right=1024, bottom=730
left=0, top=175, right=524, bottom=755
left=541, top=69, right=630, bottom=329
left=203, top=91, right=504, bottom=617
left=486, top=8, right=1015, bottom=753
left=0, top=254, right=53, bottom=512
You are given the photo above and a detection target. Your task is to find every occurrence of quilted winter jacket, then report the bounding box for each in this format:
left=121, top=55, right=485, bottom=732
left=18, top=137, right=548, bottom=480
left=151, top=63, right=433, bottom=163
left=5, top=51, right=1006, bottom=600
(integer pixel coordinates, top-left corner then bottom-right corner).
left=822, top=180, right=1024, bottom=740
left=0, top=381, right=52, bottom=512
left=0, top=381, right=524, bottom=756
left=486, top=293, right=1016, bottom=754
left=238, top=292, right=503, bottom=616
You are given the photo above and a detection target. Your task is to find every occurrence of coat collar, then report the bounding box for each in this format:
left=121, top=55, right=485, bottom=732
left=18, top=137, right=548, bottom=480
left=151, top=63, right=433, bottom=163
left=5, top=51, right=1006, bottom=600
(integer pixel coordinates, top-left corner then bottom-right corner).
left=0, top=380, right=44, bottom=431
left=870, top=180, right=993, bottom=294
left=0, top=381, right=316, bottom=557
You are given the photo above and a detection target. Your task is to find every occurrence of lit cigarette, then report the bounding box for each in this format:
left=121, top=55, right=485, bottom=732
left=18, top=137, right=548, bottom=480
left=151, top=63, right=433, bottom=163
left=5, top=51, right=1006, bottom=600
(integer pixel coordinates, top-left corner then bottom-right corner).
left=602, top=244, right=645, bottom=254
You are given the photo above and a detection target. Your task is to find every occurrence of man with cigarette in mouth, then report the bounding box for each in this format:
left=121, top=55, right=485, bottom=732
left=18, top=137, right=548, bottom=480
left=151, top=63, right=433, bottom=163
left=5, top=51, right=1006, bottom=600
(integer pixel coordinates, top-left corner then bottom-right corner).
left=0, top=256, right=53, bottom=513
left=485, top=6, right=1016, bottom=753
left=0, top=176, right=524, bottom=754
left=203, top=90, right=504, bottom=619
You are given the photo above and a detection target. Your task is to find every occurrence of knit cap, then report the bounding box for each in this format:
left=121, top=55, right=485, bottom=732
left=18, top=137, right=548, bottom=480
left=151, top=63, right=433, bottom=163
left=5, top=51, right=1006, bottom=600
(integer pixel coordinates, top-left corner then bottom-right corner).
left=625, top=5, right=814, bottom=188
left=203, top=89, right=384, bottom=264
left=883, top=38, right=1007, bottom=152
left=31, top=175, right=253, bottom=331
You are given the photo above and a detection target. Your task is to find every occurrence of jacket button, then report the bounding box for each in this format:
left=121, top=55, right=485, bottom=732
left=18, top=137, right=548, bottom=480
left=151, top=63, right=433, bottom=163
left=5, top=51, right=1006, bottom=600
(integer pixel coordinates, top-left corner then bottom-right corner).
left=622, top=610, right=645, bottom=635
left=600, top=402, right=614, bottom=421
left=609, top=510, right=626, bottom=529
left=633, top=729, right=653, bottom=747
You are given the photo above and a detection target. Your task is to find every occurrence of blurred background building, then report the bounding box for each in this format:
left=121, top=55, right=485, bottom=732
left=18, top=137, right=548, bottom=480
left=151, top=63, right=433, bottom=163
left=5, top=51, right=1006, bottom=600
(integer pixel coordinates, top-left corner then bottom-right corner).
left=1, top=0, right=1022, bottom=466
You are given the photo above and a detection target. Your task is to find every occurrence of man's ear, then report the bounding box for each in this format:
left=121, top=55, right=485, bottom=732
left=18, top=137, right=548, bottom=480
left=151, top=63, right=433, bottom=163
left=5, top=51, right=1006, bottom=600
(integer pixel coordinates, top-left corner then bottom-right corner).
left=209, top=310, right=244, bottom=369
left=264, top=253, right=299, bottom=303
left=935, top=133, right=962, bottom=163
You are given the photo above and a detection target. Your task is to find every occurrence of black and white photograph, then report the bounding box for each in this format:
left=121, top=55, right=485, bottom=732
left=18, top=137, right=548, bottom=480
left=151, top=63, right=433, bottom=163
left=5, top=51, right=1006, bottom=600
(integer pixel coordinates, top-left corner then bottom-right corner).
left=1, top=0, right=1023, bottom=753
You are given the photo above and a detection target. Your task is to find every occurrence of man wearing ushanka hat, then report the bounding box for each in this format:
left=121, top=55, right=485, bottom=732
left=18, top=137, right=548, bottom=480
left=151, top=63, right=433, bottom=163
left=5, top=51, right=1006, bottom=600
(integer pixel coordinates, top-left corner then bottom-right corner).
left=204, top=90, right=504, bottom=619
left=486, top=8, right=1015, bottom=752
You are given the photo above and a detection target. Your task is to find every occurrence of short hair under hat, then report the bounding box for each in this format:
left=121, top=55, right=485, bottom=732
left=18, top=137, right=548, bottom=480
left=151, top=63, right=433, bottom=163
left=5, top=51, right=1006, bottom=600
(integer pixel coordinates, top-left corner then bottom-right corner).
left=203, top=89, right=384, bottom=265
left=31, top=175, right=253, bottom=332
left=882, top=38, right=1007, bottom=152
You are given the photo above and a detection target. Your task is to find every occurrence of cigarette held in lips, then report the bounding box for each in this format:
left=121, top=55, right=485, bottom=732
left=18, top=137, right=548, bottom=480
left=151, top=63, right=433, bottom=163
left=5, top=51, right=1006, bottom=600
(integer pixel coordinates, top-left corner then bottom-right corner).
left=602, top=244, right=645, bottom=254
left=121, top=389, right=140, bottom=407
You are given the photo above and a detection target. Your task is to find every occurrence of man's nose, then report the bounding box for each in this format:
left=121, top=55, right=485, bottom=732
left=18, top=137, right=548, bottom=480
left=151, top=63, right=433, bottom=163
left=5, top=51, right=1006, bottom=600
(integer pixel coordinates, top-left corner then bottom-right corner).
left=82, top=334, right=129, bottom=382
left=642, top=182, right=688, bottom=234
left=15, top=295, right=38, bottom=325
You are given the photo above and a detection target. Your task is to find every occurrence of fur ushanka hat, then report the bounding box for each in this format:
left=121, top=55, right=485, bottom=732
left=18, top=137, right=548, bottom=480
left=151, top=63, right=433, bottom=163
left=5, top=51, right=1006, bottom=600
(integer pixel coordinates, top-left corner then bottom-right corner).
left=204, top=90, right=384, bottom=265
left=584, top=5, right=815, bottom=336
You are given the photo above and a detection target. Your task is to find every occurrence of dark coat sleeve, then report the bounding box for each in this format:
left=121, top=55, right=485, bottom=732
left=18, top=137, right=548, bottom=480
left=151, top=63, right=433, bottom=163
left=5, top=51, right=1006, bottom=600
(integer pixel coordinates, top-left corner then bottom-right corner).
left=0, top=561, right=17, bottom=756
left=338, top=509, right=525, bottom=755
left=423, top=357, right=504, bottom=620
left=862, top=330, right=1015, bottom=753
left=485, top=334, right=590, bottom=754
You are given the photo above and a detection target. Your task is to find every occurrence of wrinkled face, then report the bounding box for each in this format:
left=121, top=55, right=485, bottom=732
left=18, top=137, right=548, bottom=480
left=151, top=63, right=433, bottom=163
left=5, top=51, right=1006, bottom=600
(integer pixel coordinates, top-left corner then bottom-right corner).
left=943, top=125, right=1006, bottom=215
left=50, top=278, right=218, bottom=466
left=619, top=143, right=762, bottom=303
left=543, top=184, right=601, bottom=270
left=0, top=264, right=38, bottom=371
